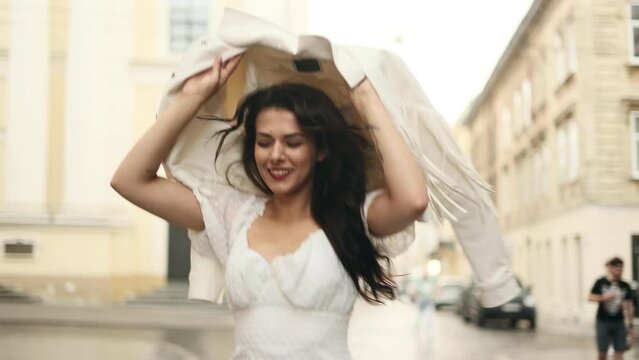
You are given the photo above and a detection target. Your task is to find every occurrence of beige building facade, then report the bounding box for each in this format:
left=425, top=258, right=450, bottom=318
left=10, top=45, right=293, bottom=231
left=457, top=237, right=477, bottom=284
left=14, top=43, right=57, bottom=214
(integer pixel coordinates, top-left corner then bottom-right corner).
left=460, top=0, right=639, bottom=324
left=0, top=0, right=308, bottom=304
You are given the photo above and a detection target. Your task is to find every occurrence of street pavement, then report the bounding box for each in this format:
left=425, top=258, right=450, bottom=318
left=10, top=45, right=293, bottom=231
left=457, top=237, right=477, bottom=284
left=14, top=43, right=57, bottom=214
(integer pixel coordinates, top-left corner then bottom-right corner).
left=1, top=300, right=638, bottom=359
left=350, top=299, right=639, bottom=360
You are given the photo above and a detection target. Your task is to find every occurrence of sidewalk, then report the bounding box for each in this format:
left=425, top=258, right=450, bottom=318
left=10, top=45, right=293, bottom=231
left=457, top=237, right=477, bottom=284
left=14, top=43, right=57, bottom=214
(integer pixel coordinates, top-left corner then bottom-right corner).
left=0, top=281, right=234, bottom=330
left=0, top=302, right=234, bottom=330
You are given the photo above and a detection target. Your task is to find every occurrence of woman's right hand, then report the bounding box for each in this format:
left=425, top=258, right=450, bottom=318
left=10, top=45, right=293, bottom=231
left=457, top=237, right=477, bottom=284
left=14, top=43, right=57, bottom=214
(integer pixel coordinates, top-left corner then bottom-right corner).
left=112, top=54, right=242, bottom=231
left=182, top=55, right=243, bottom=103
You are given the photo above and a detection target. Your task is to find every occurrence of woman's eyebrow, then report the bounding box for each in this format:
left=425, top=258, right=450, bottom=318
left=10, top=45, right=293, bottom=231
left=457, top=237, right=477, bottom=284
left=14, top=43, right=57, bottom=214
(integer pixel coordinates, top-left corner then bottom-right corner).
left=256, top=132, right=305, bottom=139
left=283, top=133, right=305, bottom=139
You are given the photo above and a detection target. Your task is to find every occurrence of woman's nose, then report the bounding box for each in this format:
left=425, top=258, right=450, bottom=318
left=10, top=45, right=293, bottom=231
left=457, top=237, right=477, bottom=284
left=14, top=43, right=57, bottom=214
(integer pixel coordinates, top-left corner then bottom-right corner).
left=271, top=142, right=285, bottom=161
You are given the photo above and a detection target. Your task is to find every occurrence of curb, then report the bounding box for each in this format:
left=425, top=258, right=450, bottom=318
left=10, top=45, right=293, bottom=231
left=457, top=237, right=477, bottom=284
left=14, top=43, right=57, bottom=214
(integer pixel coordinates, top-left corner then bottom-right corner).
left=0, top=303, right=234, bottom=330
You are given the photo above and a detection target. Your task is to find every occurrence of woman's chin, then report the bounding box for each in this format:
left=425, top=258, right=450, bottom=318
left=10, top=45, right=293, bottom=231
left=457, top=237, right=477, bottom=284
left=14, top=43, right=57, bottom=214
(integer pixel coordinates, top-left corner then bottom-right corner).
left=269, top=186, right=294, bottom=197
left=267, top=182, right=307, bottom=198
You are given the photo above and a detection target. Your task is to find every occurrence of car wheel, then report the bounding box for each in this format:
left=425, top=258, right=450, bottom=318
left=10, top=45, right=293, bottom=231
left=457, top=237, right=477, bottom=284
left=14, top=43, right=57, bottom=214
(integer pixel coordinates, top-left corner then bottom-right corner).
left=462, top=309, right=470, bottom=322
left=476, top=312, right=486, bottom=327
left=529, top=318, right=536, bottom=330
left=509, top=319, right=518, bottom=328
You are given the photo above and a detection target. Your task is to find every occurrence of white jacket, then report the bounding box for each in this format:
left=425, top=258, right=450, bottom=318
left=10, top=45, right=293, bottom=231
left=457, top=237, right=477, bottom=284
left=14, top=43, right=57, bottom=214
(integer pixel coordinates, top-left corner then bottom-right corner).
left=158, top=8, right=520, bottom=308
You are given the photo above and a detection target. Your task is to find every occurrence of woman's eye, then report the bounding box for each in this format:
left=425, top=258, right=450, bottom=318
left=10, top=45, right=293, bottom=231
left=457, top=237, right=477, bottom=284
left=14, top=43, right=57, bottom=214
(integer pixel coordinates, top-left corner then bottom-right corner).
left=256, top=141, right=271, bottom=148
left=286, top=142, right=303, bottom=148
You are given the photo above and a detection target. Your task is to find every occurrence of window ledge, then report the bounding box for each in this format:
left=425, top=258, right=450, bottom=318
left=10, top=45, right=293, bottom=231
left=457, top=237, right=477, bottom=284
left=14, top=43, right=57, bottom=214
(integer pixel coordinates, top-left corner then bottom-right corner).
left=533, top=101, right=547, bottom=118
left=0, top=212, right=131, bottom=228
left=554, top=72, right=575, bottom=93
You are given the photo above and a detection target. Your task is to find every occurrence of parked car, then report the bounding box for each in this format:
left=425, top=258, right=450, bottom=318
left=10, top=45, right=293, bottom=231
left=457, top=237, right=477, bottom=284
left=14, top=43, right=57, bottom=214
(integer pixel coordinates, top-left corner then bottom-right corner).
left=433, top=277, right=468, bottom=310
left=457, top=279, right=536, bottom=329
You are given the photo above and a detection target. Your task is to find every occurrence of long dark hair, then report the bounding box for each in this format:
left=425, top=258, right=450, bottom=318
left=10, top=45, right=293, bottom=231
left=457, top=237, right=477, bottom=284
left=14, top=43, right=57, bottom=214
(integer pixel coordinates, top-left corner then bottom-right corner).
left=212, top=83, right=395, bottom=303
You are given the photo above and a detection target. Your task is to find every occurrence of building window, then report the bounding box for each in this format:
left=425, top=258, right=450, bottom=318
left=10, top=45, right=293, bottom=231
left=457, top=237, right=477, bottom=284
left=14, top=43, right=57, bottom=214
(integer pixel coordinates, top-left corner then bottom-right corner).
left=501, top=168, right=511, bottom=214
left=534, top=242, right=542, bottom=294
left=561, top=237, right=570, bottom=302
left=515, top=156, right=528, bottom=206
left=554, top=19, right=577, bottom=86
left=529, top=140, right=550, bottom=198
left=568, top=120, right=579, bottom=180
left=521, top=79, right=532, bottom=127
left=554, top=32, right=566, bottom=85
left=533, top=147, right=542, bottom=199
left=630, top=4, right=639, bottom=63
left=565, top=20, right=577, bottom=74
left=513, top=90, right=522, bottom=135
left=169, top=0, right=210, bottom=53
left=632, top=111, right=639, bottom=179
left=541, top=141, right=551, bottom=194
left=501, top=109, right=512, bottom=146
left=532, top=55, right=547, bottom=109
left=557, top=118, right=579, bottom=184
left=524, top=155, right=533, bottom=204
left=574, top=235, right=583, bottom=305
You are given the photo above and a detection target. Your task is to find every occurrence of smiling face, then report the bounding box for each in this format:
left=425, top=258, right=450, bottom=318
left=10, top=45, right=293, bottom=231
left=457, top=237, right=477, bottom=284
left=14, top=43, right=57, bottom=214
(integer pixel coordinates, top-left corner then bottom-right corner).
left=254, top=107, right=322, bottom=198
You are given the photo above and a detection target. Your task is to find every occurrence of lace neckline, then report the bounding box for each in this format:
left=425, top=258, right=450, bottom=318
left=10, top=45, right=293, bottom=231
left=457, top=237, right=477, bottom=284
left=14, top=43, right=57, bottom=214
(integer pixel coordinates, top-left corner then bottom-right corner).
left=242, top=197, right=325, bottom=266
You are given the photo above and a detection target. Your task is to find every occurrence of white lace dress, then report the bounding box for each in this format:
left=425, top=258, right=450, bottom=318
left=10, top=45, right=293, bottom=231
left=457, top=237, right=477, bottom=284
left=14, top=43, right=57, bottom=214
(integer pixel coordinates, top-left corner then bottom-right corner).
left=189, top=183, right=415, bottom=360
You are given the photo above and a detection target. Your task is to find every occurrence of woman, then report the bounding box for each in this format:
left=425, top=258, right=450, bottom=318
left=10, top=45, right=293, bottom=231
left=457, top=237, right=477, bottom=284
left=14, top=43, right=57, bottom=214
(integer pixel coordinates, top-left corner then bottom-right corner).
left=111, top=55, right=428, bottom=359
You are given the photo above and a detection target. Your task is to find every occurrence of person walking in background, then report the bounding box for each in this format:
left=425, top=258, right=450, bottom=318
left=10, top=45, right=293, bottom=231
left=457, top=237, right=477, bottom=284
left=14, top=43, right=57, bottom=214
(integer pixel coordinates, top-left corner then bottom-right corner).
left=589, top=257, right=635, bottom=360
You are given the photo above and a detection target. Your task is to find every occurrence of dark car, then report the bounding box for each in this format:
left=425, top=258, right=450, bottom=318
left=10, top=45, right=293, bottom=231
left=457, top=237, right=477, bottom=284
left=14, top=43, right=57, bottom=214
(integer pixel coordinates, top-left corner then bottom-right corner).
left=457, top=279, right=536, bottom=329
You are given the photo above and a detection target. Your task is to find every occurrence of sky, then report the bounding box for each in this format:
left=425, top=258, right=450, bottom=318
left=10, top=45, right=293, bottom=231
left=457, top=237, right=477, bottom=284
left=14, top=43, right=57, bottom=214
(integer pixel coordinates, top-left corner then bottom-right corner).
left=307, top=0, right=534, bottom=125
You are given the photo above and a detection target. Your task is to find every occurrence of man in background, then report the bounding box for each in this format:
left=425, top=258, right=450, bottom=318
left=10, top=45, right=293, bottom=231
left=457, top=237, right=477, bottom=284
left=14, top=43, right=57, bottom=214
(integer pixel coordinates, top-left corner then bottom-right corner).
left=589, top=257, right=635, bottom=360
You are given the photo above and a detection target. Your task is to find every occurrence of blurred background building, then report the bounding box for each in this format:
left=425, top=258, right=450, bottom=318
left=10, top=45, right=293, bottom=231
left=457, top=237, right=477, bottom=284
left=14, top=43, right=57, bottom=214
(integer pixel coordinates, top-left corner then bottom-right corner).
left=457, top=0, right=639, bottom=325
left=0, top=0, right=312, bottom=304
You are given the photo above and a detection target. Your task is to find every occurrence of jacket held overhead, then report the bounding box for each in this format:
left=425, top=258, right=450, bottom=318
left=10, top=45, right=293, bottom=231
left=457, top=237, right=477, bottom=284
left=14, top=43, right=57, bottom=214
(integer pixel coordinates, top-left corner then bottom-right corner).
left=158, top=8, right=520, bottom=308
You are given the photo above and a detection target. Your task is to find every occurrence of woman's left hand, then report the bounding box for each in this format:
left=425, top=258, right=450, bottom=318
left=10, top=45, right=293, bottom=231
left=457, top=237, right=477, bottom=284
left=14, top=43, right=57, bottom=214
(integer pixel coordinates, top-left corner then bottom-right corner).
left=349, top=78, right=384, bottom=117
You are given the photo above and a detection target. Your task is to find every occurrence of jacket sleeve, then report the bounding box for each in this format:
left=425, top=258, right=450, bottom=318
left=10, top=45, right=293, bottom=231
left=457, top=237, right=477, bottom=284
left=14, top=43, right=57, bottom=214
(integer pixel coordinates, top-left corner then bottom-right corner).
left=343, top=46, right=521, bottom=307
left=446, top=188, right=521, bottom=308
left=185, top=182, right=253, bottom=303
left=186, top=228, right=226, bottom=303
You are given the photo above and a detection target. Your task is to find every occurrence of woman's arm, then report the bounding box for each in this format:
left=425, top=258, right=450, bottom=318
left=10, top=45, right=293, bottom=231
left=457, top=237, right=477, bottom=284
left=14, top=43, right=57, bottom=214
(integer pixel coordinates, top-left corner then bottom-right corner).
left=111, top=56, right=242, bottom=231
left=350, top=79, right=429, bottom=237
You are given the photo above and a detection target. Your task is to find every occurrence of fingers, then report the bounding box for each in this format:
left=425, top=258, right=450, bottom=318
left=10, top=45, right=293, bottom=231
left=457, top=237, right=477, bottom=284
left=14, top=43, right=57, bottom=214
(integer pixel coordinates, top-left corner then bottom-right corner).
left=209, top=56, right=222, bottom=85
left=220, top=55, right=243, bottom=82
